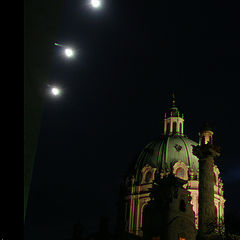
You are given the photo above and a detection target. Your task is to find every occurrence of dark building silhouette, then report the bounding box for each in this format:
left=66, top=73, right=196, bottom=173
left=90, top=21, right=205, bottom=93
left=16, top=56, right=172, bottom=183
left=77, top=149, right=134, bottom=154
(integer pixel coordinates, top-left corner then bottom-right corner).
left=142, top=174, right=196, bottom=240
left=86, top=216, right=113, bottom=240
left=72, top=224, right=84, bottom=240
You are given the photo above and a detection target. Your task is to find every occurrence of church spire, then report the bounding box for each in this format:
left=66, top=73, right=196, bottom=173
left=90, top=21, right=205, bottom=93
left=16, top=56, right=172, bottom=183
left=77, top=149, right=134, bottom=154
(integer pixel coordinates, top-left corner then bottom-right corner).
left=163, top=93, right=184, bottom=136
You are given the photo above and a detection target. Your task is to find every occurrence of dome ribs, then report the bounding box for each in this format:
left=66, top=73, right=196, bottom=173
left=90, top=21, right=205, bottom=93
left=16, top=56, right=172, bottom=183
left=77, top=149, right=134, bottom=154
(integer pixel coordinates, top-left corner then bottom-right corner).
left=156, top=138, right=165, bottom=170
left=164, top=136, right=170, bottom=171
left=179, top=136, right=191, bottom=167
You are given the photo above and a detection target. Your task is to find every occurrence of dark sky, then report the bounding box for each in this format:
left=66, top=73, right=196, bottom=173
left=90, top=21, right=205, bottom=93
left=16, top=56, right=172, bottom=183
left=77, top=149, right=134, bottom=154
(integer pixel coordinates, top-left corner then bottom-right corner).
left=24, top=0, right=240, bottom=239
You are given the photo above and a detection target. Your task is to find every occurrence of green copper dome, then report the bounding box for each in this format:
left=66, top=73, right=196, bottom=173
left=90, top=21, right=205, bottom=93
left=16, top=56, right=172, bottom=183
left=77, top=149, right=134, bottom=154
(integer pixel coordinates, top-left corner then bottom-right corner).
left=126, top=95, right=199, bottom=184
left=130, top=135, right=199, bottom=183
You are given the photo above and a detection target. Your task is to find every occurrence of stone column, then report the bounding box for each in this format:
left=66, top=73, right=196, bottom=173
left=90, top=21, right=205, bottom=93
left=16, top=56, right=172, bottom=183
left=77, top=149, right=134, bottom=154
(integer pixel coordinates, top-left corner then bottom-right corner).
left=193, top=141, right=220, bottom=240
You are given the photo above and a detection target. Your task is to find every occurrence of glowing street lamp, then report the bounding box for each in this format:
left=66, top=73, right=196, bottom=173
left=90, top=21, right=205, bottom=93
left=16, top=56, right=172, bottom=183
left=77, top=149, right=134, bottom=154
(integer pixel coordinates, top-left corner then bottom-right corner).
left=54, top=43, right=75, bottom=58
left=51, top=87, right=61, bottom=96
left=90, top=0, right=102, bottom=8
left=64, top=48, right=74, bottom=58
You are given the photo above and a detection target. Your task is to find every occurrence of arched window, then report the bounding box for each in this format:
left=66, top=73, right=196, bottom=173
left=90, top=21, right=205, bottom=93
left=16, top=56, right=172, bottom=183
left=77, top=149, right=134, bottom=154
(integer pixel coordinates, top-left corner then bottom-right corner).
left=180, top=123, right=182, bottom=134
left=145, top=171, right=152, bottom=183
left=167, top=123, right=170, bottom=134
left=173, top=122, right=177, bottom=133
left=214, top=173, right=217, bottom=185
left=215, top=205, right=218, bottom=224
left=176, top=167, right=185, bottom=179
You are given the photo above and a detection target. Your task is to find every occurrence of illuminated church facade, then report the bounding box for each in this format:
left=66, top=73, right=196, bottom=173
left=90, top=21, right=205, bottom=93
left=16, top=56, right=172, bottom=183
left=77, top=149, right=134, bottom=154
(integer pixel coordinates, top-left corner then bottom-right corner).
left=119, top=96, right=225, bottom=239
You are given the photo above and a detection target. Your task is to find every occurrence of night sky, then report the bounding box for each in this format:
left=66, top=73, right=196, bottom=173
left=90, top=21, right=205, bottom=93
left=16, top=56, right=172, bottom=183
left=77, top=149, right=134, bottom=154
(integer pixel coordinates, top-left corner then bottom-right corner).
left=24, top=0, right=240, bottom=239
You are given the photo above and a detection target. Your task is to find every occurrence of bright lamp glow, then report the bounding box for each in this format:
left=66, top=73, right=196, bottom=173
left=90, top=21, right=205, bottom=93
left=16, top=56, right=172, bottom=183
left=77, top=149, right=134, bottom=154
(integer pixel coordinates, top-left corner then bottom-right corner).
left=64, top=48, right=74, bottom=57
left=51, top=87, right=60, bottom=96
left=91, top=0, right=101, bottom=8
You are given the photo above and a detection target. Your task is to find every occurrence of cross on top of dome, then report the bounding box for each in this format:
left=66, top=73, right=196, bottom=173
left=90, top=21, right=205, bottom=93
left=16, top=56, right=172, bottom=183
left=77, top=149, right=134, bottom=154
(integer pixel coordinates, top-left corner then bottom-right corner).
left=167, top=93, right=181, bottom=117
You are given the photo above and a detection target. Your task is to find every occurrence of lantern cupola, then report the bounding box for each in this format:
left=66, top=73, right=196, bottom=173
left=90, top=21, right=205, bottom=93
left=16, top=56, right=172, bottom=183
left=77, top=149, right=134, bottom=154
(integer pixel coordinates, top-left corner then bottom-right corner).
left=163, top=93, right=184, bottom=136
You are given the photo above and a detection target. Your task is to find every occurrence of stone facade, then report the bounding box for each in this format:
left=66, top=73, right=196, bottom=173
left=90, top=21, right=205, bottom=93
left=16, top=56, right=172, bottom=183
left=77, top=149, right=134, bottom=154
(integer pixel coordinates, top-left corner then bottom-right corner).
left=118, top=97, right=225, bottom=240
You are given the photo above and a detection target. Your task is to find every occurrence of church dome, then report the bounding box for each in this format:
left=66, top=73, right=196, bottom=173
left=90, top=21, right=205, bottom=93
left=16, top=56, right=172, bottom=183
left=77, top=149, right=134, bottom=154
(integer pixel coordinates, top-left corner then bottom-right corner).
left=126, top=94, right=199, bottom=184
left=131, top=134, right=199, bottom=183
left=121, top=95, right=225, bottom=237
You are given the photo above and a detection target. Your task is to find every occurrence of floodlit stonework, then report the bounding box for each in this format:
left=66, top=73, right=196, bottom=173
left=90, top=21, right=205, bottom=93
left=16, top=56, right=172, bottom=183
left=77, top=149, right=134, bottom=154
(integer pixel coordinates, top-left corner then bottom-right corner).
left=119, top=96, right=225, bottom=239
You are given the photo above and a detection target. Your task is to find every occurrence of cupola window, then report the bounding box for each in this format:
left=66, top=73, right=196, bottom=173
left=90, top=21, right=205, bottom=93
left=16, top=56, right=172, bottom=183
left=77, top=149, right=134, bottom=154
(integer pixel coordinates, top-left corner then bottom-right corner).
left=173, top=122, right=177, bottom=133
left=167, top=123, right=170, bottom=134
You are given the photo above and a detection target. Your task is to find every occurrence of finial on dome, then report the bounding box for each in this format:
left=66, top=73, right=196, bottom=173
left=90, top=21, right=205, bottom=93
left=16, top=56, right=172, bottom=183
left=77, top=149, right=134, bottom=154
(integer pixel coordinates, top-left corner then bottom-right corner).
left=172, top=92, right=176, bottom=107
